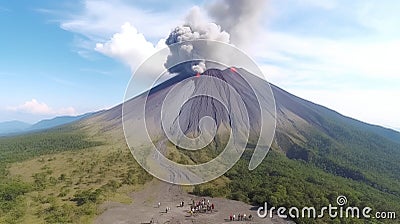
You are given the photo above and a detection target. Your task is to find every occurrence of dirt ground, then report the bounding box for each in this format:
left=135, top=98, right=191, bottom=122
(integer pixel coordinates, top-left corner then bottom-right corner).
left=95, top=180, right=292, bottom=224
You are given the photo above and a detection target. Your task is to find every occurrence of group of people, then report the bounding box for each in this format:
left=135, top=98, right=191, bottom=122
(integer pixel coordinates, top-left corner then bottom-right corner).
left=189, top=198, right=215, bottom=215
left=229, top=213, right=252, bottom=221
left=156, top=198, right=254, bottom=222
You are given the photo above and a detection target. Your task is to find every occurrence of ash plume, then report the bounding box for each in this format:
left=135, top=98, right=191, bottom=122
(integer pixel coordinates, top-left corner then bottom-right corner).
left=207, top=0, right=266, bottom=49
left=164, top=6, right=230, bottom=74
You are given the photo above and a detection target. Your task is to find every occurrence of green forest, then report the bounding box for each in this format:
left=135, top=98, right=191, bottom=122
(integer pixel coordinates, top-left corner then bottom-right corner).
left=0, top=121, right=399, bottom=223
left=0, top=127, right=152, bottom=223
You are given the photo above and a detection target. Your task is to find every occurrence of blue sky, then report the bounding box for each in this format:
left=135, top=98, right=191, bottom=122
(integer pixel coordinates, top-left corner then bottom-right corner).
left=0, top=0, right=399, bottom=130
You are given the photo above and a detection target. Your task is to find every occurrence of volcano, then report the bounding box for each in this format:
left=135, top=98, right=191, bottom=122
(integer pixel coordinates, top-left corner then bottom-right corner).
left=89, top=66, right=400, bottom=187
left=8, top=66, right=398, bottom=223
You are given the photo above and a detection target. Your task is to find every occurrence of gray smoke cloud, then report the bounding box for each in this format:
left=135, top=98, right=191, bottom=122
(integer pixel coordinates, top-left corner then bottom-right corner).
left=164, top=6, right=230, bottom=74
left=207, top=0, right=266, bottom=49
left=166, top=7, right=230, bottom=44
left=164, top=1, right=266, bottom=74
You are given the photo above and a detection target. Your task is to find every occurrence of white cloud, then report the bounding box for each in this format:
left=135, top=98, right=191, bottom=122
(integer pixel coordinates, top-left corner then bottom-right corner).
left=7, top=99, right=76, bottom=116
left=256, top=30, right=400, bottom=129
left=289, top=89, right=400, bottom=129
left=256, top=30, right=400, bottom=85
left=355, top=1, right=400, bottom=36
left=250, top=2, right=400, bottom=129
left=95, top=22, right=166, bottom=71
left=55, top=0, right=183, bottom=72
left=60, top=0, right=183, bottom=41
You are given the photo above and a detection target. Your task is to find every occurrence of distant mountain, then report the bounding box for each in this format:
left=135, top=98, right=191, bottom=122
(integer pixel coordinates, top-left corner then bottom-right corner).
left=0, top=120, right=31, bottom=135
left=0, top=112, right=98, bottom=136
left=27, top=113, right=95, bottom=131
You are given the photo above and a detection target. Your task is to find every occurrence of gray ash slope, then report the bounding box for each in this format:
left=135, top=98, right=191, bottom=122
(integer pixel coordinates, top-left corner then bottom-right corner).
left=143, top=68, right=273, bottom=146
